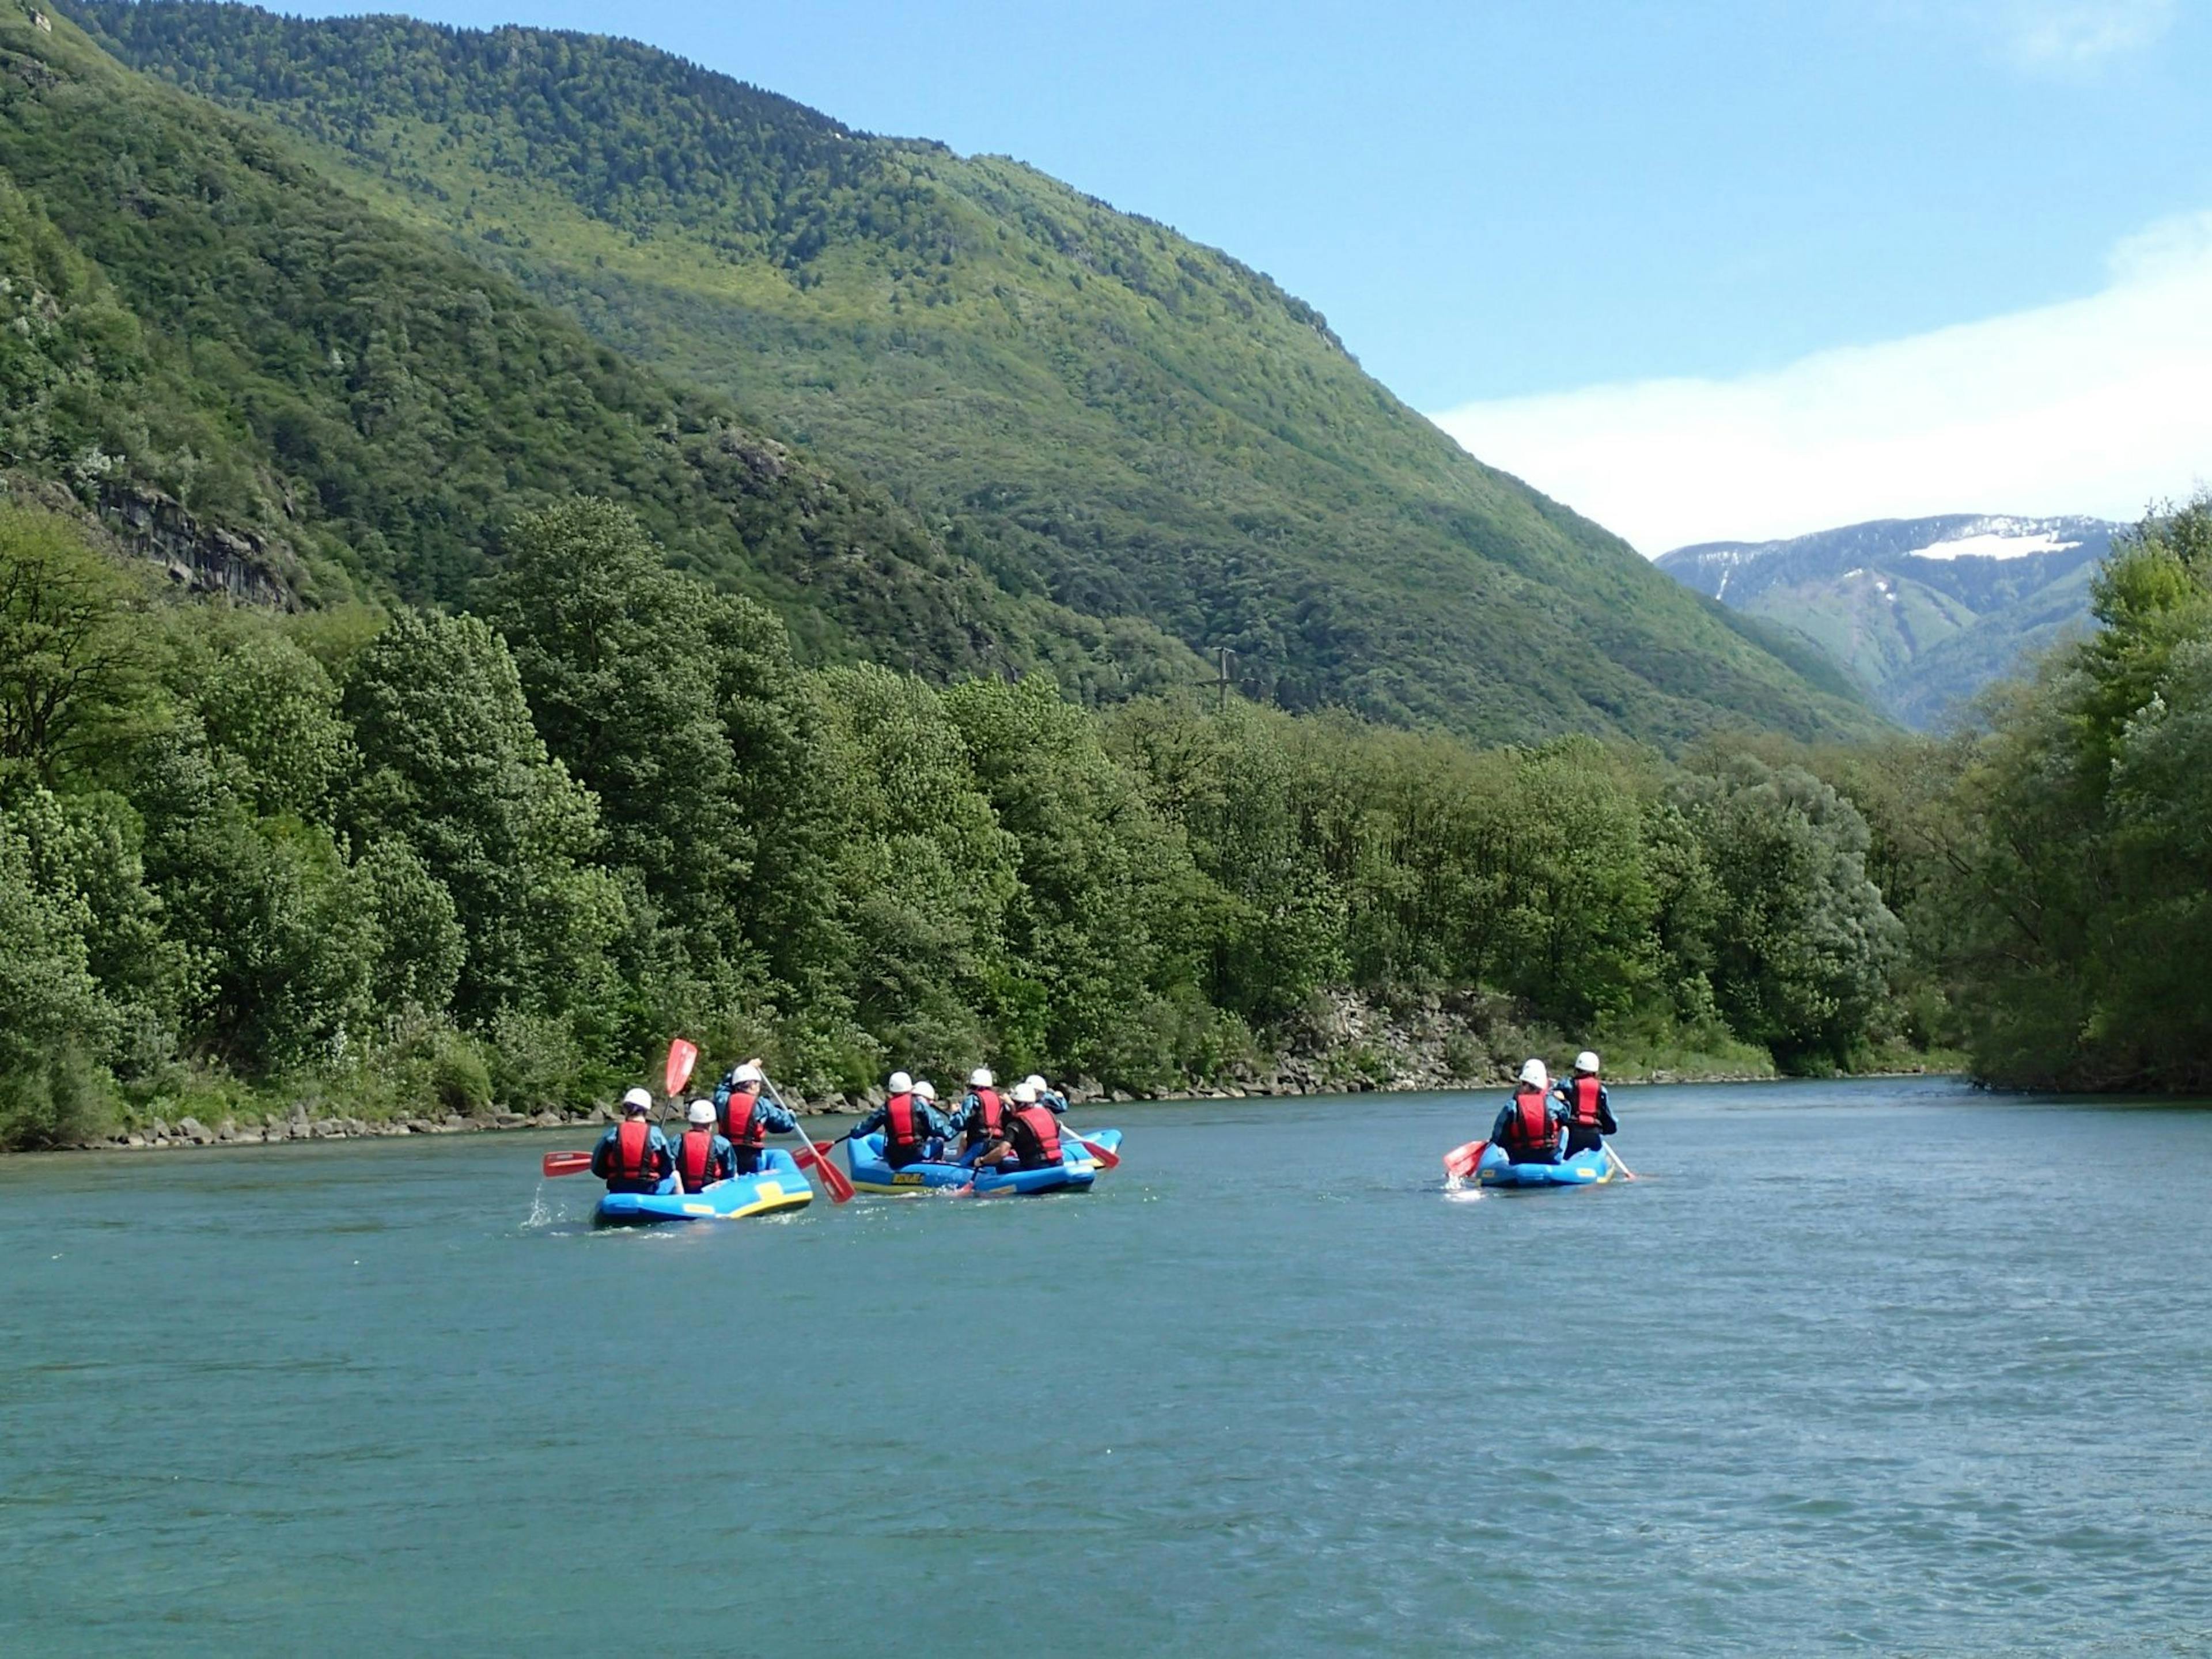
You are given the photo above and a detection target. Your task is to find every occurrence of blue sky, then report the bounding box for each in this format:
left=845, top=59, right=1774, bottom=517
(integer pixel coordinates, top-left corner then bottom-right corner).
left=293, top=0, right=2212, bottom=546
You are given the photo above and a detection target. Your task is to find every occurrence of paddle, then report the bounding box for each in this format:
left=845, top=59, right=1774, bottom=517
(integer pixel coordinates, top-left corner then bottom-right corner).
left=1442, top=1139, right=1488, bottom=1181
left=1605, top=1145, right=1639, bottom=1181
left=541, top=1038, right=698, bottom=1180
left=761, top=1073, right=854, bottom=1203
left=665, top=1039, right=699, bottom=1099
left=1063, top=1126, right=1120, bottom=1170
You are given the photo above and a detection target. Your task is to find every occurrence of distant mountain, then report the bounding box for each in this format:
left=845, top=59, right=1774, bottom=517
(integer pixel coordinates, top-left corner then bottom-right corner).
left=1657, top=514, right=2124, bottom=727
left=68, top=0, right=1884, bottom=747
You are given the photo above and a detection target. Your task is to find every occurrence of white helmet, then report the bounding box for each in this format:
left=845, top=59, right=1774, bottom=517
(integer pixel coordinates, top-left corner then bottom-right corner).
left=620, top=1086, right=654, bottom=1114
left=915, top=1080, right=938, bottom=1101
left=731, top=1061, right=764, bottom=1086
left=1574, top=1051, right=1600, bottom=1075
left=969, top=1067, right=994, bottom=1088
left=888, top=1070, right=913, bottom=1093
left=1012, top=1081, right=1039, bottom=1105
left=1025, top=1074, right=1048, bottom=1093
left=687, top=1099, right=715, bottom=1126
left=1518, top=1059, right=1549, bottom=1089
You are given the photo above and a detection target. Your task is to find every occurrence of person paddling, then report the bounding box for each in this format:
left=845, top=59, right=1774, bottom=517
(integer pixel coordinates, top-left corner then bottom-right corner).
left=674, top=1099, right=736, bottom=1194
left=1554, top=1050, right=1616, bottom=1158
left=1003, top=1081, right=1068, bottom=1169
left=713, top=1059, right=797, bottom=1176
left=592, top=1086, right=677, bottom=1194
left=955, top=1067, right=1005, bottom=1162
left=849, top=1070, right=955, bottom=1169
left=1490, top=1059, right=1563, bottom=1166
left=1023, top=1073, right=1070, bottom=1115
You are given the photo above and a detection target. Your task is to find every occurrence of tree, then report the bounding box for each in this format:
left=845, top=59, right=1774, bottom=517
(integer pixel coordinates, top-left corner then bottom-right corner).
left=482, top=499, right=748, bottom=957
left=0, top=506, right=154, bottom=785
left=341, top=609, right=623, bottom=1023
left=1673, top=754, right=1902, bottom=1071
left=0, top=804, right=120, bottom=1146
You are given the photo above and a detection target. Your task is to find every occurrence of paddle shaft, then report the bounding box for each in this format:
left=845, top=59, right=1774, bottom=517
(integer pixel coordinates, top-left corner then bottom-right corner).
left=762, top=1073, right=854, bottom=1203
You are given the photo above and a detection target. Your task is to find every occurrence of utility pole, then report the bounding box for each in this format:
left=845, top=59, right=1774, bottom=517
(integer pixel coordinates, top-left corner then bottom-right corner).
left=1214, top=646, right=1233, bottom=713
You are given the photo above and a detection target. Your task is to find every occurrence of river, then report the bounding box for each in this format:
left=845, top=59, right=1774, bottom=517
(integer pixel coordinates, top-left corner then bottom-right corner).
left=3, top=1078, right=2207, bottom=1655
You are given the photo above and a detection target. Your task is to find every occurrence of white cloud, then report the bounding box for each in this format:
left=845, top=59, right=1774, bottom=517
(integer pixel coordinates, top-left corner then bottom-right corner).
left=1428, top=210, right=2212, bottom=554
left=2001, top=0, right=2176, bottom=68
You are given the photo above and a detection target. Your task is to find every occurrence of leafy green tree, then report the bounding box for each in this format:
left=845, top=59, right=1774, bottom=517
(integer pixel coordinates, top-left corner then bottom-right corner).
left=808, top=664, right=1017, bottom=1080
left=340, top=609, right=623, bottom=1023
left=1673, top=753, right=1902, bottom=1071
left=162, top=618, right=355, bottom=821
left=0, top=804, right=120, bottom=1146
left=0, top=506, right=154, bottom=786
left=129, top=722, right=378, bottom=1074
left=482, top=499, right=747, bottom=957
left=948, top=674, right=1210, bottom=1083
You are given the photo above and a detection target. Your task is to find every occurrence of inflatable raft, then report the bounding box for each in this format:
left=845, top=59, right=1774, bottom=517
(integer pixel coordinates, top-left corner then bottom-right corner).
left=593, top=1147, right=815, bottom=1225
left=1475, top=1142, right=1619, bottom=1190
left=844, top=1129, right=1119, bottom=1196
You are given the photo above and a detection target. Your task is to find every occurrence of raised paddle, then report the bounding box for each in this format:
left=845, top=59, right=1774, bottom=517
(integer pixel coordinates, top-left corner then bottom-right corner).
left=541, top=1149, right=594, bottom=1178
left=664, top=1038, right=699, bottom=1100
left=1442, top=1139, right=1488, bottom=1181
left=761, top=1073, right=854, bottom=1203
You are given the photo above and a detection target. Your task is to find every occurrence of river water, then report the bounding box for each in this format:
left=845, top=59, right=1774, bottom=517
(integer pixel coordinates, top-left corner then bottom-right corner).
left=3, top=1078, right=2208, bottom=1656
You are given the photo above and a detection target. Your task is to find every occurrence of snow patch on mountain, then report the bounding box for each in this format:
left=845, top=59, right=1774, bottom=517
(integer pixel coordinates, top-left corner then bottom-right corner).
left=1904, top=522, right=2085, bottom=562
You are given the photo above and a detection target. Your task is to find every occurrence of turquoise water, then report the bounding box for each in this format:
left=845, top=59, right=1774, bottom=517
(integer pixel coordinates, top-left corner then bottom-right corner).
left=3, top=1078, right=2209, bottom=1656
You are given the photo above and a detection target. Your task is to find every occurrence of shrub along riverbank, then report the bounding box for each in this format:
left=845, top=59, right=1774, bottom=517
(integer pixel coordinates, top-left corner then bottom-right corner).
left=7, top=493, right=2195, bottom=1150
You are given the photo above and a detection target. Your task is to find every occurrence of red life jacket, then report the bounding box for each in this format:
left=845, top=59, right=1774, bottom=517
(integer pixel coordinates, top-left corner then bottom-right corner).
left=722, top=1088, right=766, bottom=1149
left=968, top=1086, right=1002, bottom=1138
left=1567, top=1075, right=1604, bottom=1128
left=615, top=1117, right=654, bottom=1181
left=884, top=1091, right=924, bottom=1157
left=1501, top=1088, right=1554, bottom=1160
left=677, top=1128, right=719, bottom=1192
left=1009, top=1103, right=1063, bottom=1167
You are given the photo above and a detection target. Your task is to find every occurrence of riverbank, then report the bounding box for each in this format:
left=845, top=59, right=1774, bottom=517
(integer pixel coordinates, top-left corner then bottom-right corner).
left=24, top=1056, right=1967, bottom=1157
left=9, top=982, right=1963, bottom=1156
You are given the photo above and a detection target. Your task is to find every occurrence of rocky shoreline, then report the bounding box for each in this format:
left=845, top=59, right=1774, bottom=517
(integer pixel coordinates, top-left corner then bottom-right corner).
left=19, top=987, right=1955, bottom=1156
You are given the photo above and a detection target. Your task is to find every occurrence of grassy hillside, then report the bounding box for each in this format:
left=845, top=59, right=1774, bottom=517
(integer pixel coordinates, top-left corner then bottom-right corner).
left=74, top=0, right=1883, bottom=746
left=0, top=1, right=1198, bottom=688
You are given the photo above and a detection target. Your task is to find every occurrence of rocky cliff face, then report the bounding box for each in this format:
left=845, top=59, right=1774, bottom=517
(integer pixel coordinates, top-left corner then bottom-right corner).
left=5, top=472, right=303, bottom=605
left=98, top=481, right=301, bottom=607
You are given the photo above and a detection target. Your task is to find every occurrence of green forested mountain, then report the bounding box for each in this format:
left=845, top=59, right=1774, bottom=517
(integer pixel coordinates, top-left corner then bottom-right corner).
left=69, top=0, right=1880, bottom=745
left=0, top=1, right=1198, bottom=689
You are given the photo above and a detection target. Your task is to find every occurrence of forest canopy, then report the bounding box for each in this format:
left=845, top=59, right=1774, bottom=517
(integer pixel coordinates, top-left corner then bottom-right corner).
left=0, top=497, right=1938, bottom=1147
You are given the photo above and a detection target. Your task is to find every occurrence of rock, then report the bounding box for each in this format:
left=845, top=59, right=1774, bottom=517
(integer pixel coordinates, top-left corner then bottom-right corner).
left=177, top=1116, right=211, bottom=1145
left=531, top=1110, right=562, bottom=1127
left=126, top=1133, right=146, bottom=1147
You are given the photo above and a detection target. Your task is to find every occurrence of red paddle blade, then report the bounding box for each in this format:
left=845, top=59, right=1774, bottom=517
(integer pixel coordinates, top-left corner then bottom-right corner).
left=1443, top=1141, right=1487, bottom=1180
left=1071, top=1133, right=1120, bottom=1170
left=664, top=1039, right=699, bottom=1098
left=542, top=1150, right=594, bottom=1177
left=815, top=1157, right=855, bottom=1204
left=791, top=1138, right=854, bottom=1203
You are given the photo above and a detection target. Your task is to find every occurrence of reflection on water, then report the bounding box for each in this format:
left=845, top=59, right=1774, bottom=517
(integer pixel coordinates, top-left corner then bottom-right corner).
left=2, top=1078, right=2209, bottom=1656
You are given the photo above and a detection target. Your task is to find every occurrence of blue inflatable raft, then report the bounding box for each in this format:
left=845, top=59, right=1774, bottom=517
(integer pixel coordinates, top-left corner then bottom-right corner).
left=1475, top=1142, right=1619, bottom=1190
left=593, top=1147, right=815, bottom=1226
left=844, top=1129, right=1119, bottom=1196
